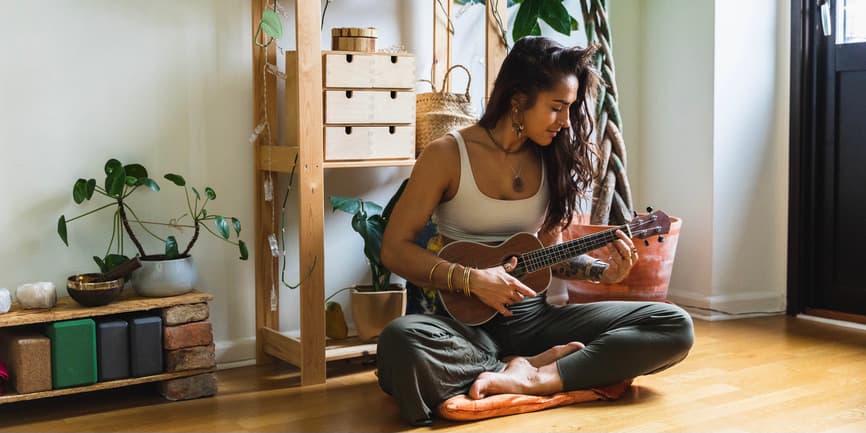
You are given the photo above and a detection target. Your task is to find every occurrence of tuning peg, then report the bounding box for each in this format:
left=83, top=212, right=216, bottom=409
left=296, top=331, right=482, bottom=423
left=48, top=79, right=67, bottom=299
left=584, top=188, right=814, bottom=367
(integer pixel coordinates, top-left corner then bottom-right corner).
left=644, top=239, right=650, bottom=247
left=646, top=206, right=653, bottom=213
left=658, top=236, right=665, bottom=243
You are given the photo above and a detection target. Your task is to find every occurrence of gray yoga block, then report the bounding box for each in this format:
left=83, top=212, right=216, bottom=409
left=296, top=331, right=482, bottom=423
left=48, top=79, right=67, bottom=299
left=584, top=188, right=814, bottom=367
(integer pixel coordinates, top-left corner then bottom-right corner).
left=129, top=316, right=163, bottom=377
left=96, top=319, right=130, bottom=381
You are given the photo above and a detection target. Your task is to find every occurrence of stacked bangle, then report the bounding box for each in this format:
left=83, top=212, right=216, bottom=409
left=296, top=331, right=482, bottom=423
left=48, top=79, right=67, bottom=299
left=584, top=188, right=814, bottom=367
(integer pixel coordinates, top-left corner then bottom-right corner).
left=462, top=266, right=472, bottom=296
left=446, top=263, right=458, bottom=292
left=427, top=260, right=448, bottom=283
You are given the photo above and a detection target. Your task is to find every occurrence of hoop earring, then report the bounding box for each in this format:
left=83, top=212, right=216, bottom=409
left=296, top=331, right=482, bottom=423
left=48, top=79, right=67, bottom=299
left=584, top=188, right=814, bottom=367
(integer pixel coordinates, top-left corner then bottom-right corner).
left=511, top=108, right=524, bottom=138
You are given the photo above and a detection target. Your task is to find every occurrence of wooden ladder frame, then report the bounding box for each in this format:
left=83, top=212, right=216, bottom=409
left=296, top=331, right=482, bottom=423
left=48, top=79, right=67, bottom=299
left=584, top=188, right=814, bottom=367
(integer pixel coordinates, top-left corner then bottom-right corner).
left=251, top=0, right=507, bottom=386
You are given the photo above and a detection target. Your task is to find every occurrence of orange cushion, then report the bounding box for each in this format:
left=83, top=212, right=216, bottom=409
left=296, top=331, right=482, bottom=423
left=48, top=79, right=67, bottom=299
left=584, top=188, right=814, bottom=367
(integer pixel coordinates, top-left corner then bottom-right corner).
left=437, top=379, right=633, bottom=421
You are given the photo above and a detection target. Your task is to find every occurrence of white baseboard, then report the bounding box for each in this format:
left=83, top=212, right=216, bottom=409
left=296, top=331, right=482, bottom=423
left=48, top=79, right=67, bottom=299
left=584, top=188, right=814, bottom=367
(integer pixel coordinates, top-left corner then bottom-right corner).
left=215, top=336, right=256, bottom=368
left=668, top=288, right=786, bottom=321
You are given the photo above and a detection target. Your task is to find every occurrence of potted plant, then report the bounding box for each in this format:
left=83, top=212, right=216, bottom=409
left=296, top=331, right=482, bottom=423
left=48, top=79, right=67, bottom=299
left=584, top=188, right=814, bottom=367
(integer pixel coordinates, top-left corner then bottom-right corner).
left=328, top=181, right=407, bottom=341
left=58, top=158, right=248, bottom=298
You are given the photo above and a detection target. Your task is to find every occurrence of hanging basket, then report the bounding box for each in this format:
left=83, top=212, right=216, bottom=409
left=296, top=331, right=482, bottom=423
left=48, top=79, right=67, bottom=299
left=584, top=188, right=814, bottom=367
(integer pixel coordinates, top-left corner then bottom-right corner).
left=415, top=65, right=478, bottom=157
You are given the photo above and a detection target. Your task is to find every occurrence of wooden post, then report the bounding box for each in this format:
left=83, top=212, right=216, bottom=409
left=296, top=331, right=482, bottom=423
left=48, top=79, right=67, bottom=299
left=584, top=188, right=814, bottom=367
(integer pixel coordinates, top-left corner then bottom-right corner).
left=432, top=0, right=452, bottom=91
left=485, top=0, right=508, bottom=99
left=252, top=0, right=279, bottom=365
left=294, top=0, right=326, bottom=386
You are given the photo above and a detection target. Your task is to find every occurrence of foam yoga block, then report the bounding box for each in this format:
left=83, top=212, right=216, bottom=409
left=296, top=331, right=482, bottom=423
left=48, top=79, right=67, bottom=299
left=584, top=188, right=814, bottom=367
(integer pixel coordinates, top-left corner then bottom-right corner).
left=0, top=329, right=52, bottom=393
left=129, top=316, right=163, bottom=377
left=96, top=319, right=130, bottom=381
left=46, top=319, right=97, bottom=388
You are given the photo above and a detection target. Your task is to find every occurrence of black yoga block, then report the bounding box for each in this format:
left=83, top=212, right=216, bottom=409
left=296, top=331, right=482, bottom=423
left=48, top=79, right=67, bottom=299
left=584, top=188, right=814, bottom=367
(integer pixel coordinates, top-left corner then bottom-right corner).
left=129, top=316, right=163, bottom=377
left=96, top=319, right=130, bottom=381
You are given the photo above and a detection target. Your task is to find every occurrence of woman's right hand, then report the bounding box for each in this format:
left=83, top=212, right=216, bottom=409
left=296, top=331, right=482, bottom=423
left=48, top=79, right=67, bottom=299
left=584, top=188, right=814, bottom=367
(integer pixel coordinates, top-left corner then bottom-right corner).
left=469, top=257, right=537, bottom=317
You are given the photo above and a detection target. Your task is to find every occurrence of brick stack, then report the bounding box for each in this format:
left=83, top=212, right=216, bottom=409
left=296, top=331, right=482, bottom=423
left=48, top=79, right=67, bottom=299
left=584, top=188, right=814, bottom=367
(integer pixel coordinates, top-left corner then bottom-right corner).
left=158, top=303, right=217, bottom=401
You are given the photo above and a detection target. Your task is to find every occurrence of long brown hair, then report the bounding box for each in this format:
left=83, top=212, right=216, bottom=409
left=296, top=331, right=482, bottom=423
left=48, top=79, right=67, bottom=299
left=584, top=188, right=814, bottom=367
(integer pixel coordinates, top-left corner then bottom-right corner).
left=479, top=36, right=599, bottom=234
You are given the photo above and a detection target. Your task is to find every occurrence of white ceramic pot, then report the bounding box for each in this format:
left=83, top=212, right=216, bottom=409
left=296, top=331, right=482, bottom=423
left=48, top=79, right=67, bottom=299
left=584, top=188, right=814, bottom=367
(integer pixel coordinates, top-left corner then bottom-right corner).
left=131, top=256, right=197, bottom=297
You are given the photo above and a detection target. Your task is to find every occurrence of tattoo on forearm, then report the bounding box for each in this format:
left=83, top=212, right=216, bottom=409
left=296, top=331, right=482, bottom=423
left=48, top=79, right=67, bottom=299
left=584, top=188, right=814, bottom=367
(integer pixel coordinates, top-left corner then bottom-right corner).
left=553, top=255, right=594, bottom=279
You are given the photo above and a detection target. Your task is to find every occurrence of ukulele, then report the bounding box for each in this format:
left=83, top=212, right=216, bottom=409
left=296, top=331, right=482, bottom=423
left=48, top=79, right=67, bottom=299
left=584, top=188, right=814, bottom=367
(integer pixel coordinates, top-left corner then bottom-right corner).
left=436, top=210, right=672, bottom=326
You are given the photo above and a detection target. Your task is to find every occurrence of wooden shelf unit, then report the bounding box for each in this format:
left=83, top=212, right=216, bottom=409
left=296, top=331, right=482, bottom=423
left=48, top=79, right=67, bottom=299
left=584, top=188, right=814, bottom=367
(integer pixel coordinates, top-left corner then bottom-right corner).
left=0, top=290, right=214, bottom=404
left=251, top=0, right=507, bottom=386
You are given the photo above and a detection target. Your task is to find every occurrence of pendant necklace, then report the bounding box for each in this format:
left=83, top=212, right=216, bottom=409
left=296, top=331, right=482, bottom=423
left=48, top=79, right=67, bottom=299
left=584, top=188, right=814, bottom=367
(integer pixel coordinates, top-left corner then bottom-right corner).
left=485, top=128, right=526, bottom=192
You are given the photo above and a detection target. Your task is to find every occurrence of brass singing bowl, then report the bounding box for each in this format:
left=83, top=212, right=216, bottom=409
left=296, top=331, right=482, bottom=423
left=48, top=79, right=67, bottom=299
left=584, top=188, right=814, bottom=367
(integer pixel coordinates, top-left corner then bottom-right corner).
left=66, top=273, right=124, bottom=307
left=67, top=273, right=124, bottom=291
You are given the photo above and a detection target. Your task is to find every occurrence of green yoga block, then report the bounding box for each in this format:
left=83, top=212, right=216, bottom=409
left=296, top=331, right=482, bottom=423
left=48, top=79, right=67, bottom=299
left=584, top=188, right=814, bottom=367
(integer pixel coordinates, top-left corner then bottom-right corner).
left=46, top=318, right=97, bottom=388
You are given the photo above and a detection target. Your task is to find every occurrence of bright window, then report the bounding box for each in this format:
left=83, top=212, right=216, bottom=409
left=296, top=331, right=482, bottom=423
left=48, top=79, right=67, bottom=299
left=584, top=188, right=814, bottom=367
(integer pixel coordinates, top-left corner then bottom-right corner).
left=837, top=0, right=866, bottom=44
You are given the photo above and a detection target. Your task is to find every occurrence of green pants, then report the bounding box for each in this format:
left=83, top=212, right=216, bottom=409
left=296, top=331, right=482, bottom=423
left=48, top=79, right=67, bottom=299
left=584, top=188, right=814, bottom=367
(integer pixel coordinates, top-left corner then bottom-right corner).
left=377, top=297, right=694, bottom=426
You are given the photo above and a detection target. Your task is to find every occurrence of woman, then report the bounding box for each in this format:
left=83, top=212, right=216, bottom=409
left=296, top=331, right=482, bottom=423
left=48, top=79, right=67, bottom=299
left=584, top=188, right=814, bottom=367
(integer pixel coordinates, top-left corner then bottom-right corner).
left=378, top=36, right=694, bottom=426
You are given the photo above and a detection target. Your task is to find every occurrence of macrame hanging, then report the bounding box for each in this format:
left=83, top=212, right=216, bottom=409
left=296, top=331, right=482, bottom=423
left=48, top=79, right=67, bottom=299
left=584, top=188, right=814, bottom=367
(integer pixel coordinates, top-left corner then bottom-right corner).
left=579, top=0, right=635, bottom=226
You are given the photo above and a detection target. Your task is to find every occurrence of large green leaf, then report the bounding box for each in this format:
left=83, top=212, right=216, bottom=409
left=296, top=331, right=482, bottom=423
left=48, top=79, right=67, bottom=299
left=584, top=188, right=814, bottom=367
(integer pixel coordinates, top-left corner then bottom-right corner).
left=205, top=187, right=216, bottom=200
left=570, top=16, right=579, bottom=31
left=513, top=0, right=541, bottom=41
left=138, top=177, right=160, bottom=192
left=539, top=1, right=571, bottom=35
left=238, top=239, right=249, bottom=260
left=58, top=215, right=68, bottom=246
left=165, top=235, right=179, bottom=258
left=93, top=255, right=107, bottom=273
left=231, top=217, right=241, bottom=236
left=105, top=165, right=126, bottom=197
left=124, top=163, right=147, bottom=179
left=330, top=196, right=360, bottom=214
left=164, top=173, right=186, bottom=186
left=73, top=178, right=88, bottom=204
left=104, top=254, right=130, bottom=273
left=86, top=179, right=96, bottom=200
left=215, top=215, right=230, bottom=239
left=104, top=159, right=122, bottom=176
left=260, top=9, right=282, bottom=39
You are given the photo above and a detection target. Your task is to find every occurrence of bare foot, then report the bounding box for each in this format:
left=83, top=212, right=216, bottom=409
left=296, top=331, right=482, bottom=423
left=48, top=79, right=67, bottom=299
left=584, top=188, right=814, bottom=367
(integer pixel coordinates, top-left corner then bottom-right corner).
left=469, top=341, right=584, bottom=399
left=525, top=342, right=584, bottom=368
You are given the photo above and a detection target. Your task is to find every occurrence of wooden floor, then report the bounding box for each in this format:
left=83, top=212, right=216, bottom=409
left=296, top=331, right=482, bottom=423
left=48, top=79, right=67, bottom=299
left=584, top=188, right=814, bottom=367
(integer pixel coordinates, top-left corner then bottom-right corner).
left=2, top=315, right=866, bottom=432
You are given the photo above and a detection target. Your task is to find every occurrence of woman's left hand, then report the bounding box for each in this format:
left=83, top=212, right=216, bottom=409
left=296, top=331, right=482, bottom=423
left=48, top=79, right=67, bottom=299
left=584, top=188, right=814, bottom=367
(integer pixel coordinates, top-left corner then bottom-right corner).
left=599, top=230, right=638, bottom=284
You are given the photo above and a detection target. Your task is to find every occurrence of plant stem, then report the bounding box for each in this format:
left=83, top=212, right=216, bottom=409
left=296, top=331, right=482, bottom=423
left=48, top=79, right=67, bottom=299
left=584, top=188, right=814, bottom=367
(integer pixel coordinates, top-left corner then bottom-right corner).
left=122, top=203, right=166, bottom=244
left=64, top=202, right=117, bottom=223
left=324, top=286, right=351, bottom=304
left=181, top=218, right=202, bottom=257
left=117, top=200, right=146, bottom=256
left=104, top=210, right=118, bottom=259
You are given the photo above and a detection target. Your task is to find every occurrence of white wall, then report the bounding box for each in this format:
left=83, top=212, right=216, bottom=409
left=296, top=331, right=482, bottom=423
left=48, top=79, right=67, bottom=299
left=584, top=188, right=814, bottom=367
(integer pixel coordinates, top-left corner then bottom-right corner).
left=0, top=1, right=257, bottom=361
left=709, top=0, right=789, bottom=314
left=608, top=0, right=789, bottom=317
left=638, top=0, right=717, bottom=305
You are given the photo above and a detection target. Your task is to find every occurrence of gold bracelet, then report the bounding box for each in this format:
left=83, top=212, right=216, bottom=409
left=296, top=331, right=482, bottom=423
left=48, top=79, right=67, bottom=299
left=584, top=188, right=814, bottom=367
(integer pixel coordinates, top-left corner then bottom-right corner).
left=446, top=263, right=458, bottom=292
left=427, top=260, right=448, bottom=283
left=463, top=266, right=472, bottom=296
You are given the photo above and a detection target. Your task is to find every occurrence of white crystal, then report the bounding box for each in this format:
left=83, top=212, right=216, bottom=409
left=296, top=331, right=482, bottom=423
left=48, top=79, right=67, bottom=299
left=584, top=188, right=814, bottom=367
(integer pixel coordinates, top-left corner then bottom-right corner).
left=0, top=288, right=10, bottom=313
left=16, top=281, right=57, bottom=309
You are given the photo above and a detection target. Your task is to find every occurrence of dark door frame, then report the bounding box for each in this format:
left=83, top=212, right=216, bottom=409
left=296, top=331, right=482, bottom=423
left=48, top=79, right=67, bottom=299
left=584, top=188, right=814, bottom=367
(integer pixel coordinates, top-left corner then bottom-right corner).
left=787, top=0, right=817, bottom=315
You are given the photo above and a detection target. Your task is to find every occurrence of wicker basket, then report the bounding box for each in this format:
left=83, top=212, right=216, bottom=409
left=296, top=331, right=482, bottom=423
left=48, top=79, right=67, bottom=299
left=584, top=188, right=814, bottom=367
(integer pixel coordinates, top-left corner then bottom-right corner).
left=415, top=65, right=478, bottom=156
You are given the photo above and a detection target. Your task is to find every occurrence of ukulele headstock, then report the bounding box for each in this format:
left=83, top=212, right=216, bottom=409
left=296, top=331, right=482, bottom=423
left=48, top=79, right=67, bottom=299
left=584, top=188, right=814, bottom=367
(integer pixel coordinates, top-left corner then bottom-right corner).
left=629, top=209, right=671, bottom=246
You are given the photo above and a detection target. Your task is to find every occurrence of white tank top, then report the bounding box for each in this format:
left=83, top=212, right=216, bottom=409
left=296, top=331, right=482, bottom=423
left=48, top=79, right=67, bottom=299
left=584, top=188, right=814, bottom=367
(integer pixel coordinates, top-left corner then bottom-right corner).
left=432, top=131, right=549, bottom=243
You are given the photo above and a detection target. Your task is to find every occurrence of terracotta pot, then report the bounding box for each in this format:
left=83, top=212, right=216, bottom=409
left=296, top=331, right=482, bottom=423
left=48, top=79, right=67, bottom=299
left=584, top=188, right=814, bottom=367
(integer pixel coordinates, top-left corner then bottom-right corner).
left=351, top=284, right=406, bottom=341
left=564, top=216, right=682, bottom=303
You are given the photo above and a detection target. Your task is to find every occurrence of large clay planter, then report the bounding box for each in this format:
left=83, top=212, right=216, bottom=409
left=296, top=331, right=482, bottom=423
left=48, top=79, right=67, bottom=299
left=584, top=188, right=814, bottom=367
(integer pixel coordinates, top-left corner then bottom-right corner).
left=351, top=284, right=406, bottom=341
left=564, top=216, right=682, bottom=303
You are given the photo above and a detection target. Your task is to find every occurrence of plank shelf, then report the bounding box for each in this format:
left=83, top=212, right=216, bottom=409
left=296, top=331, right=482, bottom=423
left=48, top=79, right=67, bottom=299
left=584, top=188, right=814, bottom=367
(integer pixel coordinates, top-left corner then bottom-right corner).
left=0, top=368, right=214, bottom=404
left=0, top=290, right=212, bottom=328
